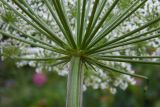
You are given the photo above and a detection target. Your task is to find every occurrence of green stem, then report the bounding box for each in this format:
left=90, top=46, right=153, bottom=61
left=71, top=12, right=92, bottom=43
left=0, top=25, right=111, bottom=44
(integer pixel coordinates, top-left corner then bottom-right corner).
left=98, top=33, right=160, bottom=53
left=66, top=57, right=84, bottom=107
left=86, top=57, right=148, bottom=79
left=95, top=57, right=160, bottom=65
left=87, top=0, right=146, bottom=49
left=85, top=0, right=119, bottom=47
left=81, top=0, right=100, bottom=49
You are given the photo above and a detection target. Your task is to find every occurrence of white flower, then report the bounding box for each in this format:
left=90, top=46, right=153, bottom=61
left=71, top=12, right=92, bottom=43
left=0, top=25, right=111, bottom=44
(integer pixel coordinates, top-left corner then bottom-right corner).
left=110, top=87, right=117, bottom=94
left=1, top=0, right=160, bottom=94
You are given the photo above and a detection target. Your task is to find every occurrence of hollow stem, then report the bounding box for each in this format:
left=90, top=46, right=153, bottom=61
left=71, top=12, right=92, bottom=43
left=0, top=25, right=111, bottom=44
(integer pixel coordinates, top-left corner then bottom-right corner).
left=66, top=57, right=84, bottom=107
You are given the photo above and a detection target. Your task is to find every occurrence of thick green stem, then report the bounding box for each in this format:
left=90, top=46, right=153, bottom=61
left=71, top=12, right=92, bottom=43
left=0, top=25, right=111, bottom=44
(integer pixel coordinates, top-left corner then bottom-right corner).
left=66, top=57, right=84, bottom=107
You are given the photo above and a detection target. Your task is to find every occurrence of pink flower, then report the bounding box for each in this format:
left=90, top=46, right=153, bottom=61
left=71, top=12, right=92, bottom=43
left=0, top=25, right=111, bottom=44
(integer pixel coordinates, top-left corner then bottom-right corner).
left=32, top=72, right=47, bottom=87
left=135, top=79, right=142, bottom=86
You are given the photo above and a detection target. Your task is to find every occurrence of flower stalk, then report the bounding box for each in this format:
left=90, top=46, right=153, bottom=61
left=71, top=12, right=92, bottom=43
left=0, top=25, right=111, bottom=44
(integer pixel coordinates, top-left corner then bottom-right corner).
left=66, top=57, right=84, bottom=107
left=1, top=0, right=160, bottom=106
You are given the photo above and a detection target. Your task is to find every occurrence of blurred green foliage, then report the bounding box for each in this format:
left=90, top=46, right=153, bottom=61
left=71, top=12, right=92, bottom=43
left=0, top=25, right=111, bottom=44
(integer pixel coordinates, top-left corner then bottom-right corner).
left=0, top=60, right=160, bottom=107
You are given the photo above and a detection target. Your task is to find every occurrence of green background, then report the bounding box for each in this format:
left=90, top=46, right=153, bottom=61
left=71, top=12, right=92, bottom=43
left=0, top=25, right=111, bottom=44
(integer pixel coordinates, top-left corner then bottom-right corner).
left=0, top=60, right=160, bottom=107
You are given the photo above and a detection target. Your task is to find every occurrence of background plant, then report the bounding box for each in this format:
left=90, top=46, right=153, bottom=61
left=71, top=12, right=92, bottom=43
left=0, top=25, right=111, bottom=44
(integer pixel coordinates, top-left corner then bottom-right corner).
left=0, top=0, right=160, bottom=107
left=0, top=57, right=160, bottom=107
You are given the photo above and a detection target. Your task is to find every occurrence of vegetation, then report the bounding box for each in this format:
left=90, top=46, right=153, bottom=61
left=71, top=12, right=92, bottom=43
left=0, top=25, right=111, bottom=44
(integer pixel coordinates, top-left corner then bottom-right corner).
left=0, top=0, right=160, bottom=107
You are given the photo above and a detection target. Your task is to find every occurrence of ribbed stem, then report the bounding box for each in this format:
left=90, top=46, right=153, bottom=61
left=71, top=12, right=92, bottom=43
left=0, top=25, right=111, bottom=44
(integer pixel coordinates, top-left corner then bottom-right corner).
left=66, top=57, right=84, bottom=107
